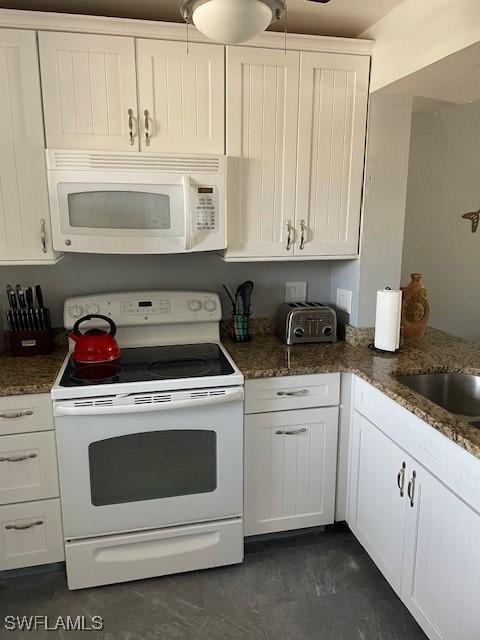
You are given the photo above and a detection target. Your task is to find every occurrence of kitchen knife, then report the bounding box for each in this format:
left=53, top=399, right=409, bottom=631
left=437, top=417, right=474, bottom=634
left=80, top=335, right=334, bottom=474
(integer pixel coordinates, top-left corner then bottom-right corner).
left=35, top=285, right=44, bottom=309
left=16, top=286, right=29, bottom=330
left=25, top=287, right=36, bottom=330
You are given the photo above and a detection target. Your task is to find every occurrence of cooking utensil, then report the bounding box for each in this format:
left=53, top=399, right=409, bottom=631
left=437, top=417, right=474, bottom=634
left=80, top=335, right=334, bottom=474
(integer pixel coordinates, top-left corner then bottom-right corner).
left=69, top=314, right=121, bottom=364
left=239, top=280, right=254, bottom=316
left=25, top=287, right=36, bottom=330
left=222, top=284, right=236, bottom=314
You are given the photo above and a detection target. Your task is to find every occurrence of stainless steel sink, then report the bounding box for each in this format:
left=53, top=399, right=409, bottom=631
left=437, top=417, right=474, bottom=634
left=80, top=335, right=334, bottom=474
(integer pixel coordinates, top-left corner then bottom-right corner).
left=397, top=373, right=480, bottom=420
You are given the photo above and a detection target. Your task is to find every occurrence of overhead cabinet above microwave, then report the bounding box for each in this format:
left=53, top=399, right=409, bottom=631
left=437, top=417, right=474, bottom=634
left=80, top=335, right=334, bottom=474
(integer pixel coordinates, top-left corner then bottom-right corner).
left=38, top=32, right=225, bottom=154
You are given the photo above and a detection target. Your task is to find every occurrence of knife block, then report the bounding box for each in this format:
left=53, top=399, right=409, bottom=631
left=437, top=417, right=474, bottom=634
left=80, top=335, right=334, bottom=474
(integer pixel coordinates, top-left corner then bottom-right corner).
left=8, top=330, right=53, bottom=357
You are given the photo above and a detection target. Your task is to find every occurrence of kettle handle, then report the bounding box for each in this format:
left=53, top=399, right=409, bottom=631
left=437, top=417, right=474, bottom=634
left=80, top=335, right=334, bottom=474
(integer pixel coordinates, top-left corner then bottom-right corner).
left=72, top=314, right=117, bottom=337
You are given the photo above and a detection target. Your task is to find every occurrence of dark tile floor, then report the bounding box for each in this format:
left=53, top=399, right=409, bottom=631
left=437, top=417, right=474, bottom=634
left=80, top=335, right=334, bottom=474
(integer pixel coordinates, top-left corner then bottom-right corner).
left=0, top=525, right=426, bottom=639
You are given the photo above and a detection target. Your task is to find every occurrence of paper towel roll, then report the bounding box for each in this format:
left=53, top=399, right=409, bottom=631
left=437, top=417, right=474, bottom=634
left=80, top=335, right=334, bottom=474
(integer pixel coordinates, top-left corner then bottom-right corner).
left=374, top=288, right=402, bottom=352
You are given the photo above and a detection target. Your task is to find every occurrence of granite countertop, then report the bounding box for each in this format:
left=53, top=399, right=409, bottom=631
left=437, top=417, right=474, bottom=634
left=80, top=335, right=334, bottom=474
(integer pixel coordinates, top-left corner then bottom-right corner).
left=224, top=328, right=480, bottom=460
left=2, top=325, right=480, bottom=461
left=0, top=340, right=67, bottom=397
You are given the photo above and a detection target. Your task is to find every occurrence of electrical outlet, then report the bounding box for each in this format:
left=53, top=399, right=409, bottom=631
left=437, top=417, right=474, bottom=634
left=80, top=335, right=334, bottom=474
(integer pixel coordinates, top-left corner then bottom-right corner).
left=336, top=288, right=352, bottom=314
left=285, top=282, right=307, bottom=303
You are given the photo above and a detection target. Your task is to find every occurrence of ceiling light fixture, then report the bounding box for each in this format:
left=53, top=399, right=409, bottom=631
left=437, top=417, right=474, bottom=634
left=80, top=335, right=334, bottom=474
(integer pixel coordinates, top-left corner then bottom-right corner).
left=180, top=0, right=286, bottom=45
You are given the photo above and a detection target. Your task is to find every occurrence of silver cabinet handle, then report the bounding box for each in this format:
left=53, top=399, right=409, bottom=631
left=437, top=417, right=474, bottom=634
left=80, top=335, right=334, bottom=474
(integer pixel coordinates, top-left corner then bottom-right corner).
left=397, top=461, right=406, bottom=497
left=5, top=520, right=43, bottom=531
left=40, top=219, right=47, bottom=254
left=407, top=470, right=417, bottom=507
left=299, top=219, right=306, bottom=250
left=128, top=108, right=135, bottom=145
left=286, top=219, right=293, bottom=250
left=276, top=389, right=309, bottom=397
left=144, top=109, right=151, bottom=146
left=0, top=410, right=33, bottom=419
left=276, top=428, right=307, bottom=435
left=0, top=453, right=37, bottom=463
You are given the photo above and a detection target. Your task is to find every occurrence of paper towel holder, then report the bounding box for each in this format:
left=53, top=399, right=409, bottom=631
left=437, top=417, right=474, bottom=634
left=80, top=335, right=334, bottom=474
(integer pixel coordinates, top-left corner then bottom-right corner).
left=370, top=286, right=402, bottom=355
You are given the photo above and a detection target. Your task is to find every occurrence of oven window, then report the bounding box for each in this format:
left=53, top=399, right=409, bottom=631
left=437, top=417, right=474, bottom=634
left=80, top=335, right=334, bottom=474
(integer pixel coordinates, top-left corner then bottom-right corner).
left=88, top=431, right=217, bottom=506
left=68, top=191, right=171, bottom=229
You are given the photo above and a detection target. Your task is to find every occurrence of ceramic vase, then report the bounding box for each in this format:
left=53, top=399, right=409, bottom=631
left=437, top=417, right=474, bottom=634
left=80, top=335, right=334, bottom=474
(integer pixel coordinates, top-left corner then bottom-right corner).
left=401, top=273, right=430, bottom=340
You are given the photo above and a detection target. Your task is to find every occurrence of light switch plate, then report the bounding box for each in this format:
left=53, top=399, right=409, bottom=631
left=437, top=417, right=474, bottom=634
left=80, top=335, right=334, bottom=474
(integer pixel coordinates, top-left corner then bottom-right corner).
left=336, top=288, right=352, bottom=314
left=285, top=282, right=307, bottom=303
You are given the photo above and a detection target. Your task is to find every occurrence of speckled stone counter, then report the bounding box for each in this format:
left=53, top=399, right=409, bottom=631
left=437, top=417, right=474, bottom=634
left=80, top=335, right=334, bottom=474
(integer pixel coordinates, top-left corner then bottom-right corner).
left=224, top=328, right=480, bottom=460
left=0, top=341, right=67, bottom=397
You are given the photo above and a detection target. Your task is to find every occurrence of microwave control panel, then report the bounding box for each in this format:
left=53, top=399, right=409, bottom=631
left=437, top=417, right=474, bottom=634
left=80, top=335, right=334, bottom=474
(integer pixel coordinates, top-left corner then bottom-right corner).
left=192, top=186, right=219, bottom=232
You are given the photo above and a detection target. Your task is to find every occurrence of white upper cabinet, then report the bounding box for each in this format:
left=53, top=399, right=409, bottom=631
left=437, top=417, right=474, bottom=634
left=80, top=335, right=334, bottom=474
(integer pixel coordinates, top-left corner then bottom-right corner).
left=136, top=39, right=224, bottom=154
left=296, top=53, right=369, bottom=256
left=0, top=28, right=58, bottom=264
left=39, top=33, right=225, bottom=154
left=224, top=46, right=369, bottom=260
left=39, top=32, right=138, bottom=151
left=226, top=47, right=300, bottom=258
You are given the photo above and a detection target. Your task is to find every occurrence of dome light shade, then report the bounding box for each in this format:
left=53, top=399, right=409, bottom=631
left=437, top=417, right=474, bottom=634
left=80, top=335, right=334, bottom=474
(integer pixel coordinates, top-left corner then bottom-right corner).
left=185, top=0, right=277, bottom=45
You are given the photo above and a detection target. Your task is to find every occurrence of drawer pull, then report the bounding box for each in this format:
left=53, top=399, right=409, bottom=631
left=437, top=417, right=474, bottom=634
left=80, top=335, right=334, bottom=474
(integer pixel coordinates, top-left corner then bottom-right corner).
left=0, top=453, right=37, bottom=463
left=5, top=520, right=44, bottom=531
left=276, top=389, right=309, bottom=397
left=0, top=410, right=34, bottom=419
left=276, top=428, right=307, bottom=435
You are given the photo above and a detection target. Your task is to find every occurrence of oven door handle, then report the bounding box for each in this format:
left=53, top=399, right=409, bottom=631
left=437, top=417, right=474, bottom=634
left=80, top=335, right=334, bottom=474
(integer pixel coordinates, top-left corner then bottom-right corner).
left=54, top=388, right=244, bottom=416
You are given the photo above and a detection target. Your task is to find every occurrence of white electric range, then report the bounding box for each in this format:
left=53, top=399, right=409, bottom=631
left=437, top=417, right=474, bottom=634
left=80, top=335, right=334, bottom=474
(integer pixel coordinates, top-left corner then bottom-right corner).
left=51, top=291, right=244, bottom=590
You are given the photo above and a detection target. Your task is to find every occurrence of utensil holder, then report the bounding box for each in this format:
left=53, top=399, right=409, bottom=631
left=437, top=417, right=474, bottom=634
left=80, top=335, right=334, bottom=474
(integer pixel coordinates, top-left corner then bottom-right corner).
left=7, top=330, right=53, bottom=357
left=230, top=314, right=251, bottom=342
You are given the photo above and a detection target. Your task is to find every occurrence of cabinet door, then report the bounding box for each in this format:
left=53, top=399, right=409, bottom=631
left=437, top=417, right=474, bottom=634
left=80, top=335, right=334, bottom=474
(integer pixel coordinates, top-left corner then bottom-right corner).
left=244, top=407, right=338, bottom=536
left=401, top=464, right=480, bottom=640
left=0, top=29, right=57, bottom=263
left=136, top=39, right=224, bottom=154
left=348, top=411, right=408, bottom=593
left=226, top=47, right=299, bottom=258
left=39, top=31, right=137, bottom=150
left=295, top=53, right=369, bottom=256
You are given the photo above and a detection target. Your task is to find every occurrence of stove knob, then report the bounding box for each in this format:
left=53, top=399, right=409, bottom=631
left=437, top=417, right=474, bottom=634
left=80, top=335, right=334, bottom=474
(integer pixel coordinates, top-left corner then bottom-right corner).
left=68, top=304, right=84, bottom=319
left=86, top=303, right=100, bottom=315
left=204, top=299, right=217, bottom=313
left=323, top=326, right=333, bottom=337
left=188, top=299, right=203, bottom=312
left=294, top=327, right=305, bottom=338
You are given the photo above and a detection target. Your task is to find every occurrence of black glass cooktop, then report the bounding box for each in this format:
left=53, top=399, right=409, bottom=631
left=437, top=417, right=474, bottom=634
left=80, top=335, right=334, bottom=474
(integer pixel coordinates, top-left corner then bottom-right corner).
left=60, top=343, right=235, bottom=387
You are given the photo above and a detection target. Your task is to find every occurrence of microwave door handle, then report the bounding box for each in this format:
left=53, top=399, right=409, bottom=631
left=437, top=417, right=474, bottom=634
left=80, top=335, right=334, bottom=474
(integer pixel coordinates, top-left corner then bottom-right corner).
left=183, top=175, right=192, bottom=251
left=54, top=388, right=244, bottom=416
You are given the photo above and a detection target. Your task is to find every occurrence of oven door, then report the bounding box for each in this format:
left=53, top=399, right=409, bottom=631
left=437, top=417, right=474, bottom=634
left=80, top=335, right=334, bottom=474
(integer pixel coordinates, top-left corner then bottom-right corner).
left=49, top=172, right=193, bottom=254
left=54, top=387, right=244, bottom=540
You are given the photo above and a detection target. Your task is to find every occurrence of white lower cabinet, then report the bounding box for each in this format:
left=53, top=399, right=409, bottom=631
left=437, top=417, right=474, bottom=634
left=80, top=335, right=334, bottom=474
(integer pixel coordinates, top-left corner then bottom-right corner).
left=348, top=411, right=408, bottom=593
left=349, top=378, right=480, bottom=640
left=0, top=393, right=63, bottom=572
left=245, top=406, right=338, bottom=535
left=401, top=463, right=480, bottom=640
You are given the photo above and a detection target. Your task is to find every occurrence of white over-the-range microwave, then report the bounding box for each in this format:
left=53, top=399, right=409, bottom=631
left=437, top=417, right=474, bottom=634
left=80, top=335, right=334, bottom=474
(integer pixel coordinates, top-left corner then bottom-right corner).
left=46, top=150, right=227, bottom=254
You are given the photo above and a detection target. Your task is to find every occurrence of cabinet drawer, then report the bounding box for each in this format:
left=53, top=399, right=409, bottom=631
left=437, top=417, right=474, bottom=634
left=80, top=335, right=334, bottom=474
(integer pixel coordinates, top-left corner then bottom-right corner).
left=0, top=498, right=64, bottom=570
left=0, top=431, right=59, bottom=505
left=245, top=373, right=340, bottom=414
left=0, top=394, right=53, bottom=435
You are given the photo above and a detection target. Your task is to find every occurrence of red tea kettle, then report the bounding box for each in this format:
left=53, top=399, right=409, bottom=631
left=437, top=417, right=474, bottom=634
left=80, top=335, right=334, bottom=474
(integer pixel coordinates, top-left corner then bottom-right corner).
left=69, top=314, right=121, bottom=364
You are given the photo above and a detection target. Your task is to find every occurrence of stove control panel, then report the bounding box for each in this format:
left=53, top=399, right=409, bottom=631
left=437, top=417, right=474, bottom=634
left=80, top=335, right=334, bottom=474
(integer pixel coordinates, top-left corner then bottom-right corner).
left=64, top=291, right=222, bottom=329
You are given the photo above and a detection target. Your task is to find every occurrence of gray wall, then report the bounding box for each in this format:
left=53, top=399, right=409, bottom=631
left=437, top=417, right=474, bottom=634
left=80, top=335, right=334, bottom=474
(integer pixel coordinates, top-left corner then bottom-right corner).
left=0, top=253, right=332, bottom=327
left=402, top=101, right=480, bottom=342
left=330, top=93, right=413, bottom=327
